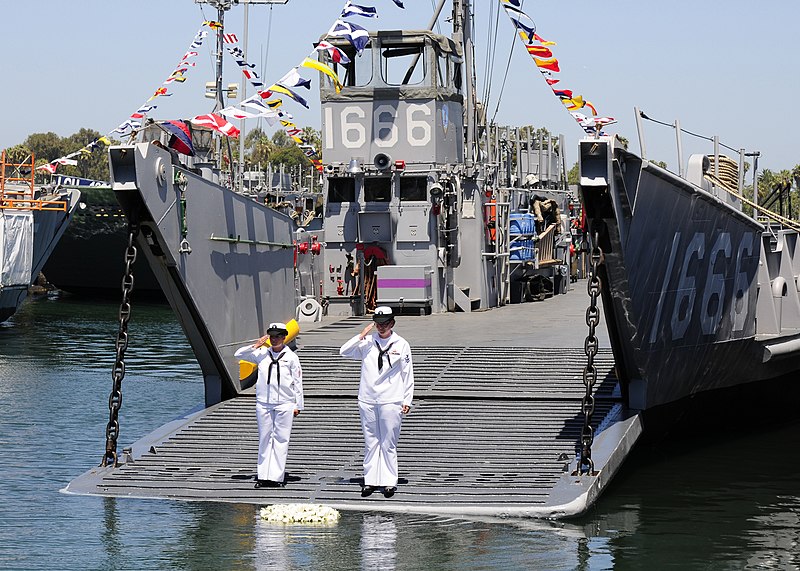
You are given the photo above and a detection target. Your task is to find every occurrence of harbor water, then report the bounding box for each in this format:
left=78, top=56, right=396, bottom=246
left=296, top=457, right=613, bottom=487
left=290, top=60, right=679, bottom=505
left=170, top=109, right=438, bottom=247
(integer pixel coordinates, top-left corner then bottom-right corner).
left=1, top=295, right=799, bottom=570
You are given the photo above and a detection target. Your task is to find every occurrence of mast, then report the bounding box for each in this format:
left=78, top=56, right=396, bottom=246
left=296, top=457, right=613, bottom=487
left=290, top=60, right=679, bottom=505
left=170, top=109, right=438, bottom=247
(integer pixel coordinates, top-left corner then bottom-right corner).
left=195, top=0, right=289, bottom=187
left=452, top=0, right=477, bottom=176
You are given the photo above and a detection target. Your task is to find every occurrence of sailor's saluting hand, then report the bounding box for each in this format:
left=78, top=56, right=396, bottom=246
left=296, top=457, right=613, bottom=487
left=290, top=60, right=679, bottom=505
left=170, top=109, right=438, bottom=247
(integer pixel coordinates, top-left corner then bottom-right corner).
left=253, top=334, right=270, bottom=348
left=359, top=322, right=374, bottom=339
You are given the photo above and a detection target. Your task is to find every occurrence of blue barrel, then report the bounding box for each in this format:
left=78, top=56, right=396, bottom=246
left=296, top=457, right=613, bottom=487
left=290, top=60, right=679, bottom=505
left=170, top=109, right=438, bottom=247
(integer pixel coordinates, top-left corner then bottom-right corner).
left=523, top=213, right=536, bottom=235
left=509, top=213, right=525, bottom=235
left=523, top=239, right=533, bottom=260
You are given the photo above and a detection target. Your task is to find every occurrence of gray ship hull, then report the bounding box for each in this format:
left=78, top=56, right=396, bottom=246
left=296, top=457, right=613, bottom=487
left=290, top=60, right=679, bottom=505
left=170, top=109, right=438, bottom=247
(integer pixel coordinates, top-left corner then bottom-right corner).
left=109, top=143, right=298, bottom=405
left=42, top=187, right=163, bottom=299
left=1, top=188, right=80, bottom=323
left=579, top=138, right=800, bottom=417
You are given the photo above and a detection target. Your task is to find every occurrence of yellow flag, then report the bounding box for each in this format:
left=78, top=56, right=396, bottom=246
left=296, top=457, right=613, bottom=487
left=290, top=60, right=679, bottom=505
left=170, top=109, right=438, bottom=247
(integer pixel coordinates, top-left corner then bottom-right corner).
left=300, top=57, right=343, bottom=93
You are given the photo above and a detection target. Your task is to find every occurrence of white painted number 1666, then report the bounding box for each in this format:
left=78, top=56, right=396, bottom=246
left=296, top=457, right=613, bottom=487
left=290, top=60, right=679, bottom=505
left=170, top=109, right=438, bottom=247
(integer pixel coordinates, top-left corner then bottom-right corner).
left=324, top=104, right=432, bottom=149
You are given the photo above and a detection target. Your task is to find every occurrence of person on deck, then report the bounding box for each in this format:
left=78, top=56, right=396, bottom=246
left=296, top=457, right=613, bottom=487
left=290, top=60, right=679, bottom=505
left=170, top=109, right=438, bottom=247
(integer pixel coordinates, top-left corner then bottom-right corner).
left=339, top=307, right=414, bottom=498
left=235, top=322, right=304, bottom=488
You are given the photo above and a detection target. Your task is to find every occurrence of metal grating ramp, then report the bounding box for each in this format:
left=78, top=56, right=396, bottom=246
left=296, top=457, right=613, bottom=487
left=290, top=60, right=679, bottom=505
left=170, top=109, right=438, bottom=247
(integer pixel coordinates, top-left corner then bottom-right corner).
left=66, top=347, right=629, bottom=517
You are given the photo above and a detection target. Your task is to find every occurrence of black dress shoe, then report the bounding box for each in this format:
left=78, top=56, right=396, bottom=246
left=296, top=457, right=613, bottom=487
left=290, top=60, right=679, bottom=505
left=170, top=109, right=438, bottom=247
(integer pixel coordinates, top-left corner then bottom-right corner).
left=255, top=479, right=282, bottom=488
left=361, top=485, right=375, bottom=497
left=383, top=486, right=397, bottom=498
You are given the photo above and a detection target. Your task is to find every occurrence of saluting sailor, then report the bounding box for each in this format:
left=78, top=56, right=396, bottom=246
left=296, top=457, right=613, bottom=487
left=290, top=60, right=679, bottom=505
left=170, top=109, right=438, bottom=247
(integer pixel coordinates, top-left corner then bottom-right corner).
left=340, top=306, right=414, bottom=498
left=235, top=322, right=304, bottom=488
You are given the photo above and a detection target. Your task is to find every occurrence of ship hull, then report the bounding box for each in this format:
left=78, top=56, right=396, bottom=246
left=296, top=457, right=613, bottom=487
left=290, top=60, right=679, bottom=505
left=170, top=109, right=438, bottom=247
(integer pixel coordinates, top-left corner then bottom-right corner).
left=42, top=187, right=163, bottom=298
left=579, top=138, right=800, bottom=414
left=108, top=144, right=298, bottom=406
left=1, top=189, right=80, bottom=322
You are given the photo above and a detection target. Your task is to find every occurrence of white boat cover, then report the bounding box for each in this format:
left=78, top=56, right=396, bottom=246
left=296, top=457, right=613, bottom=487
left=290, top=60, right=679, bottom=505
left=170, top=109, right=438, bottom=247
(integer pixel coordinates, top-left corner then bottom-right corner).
left=0, top=210, right=34, bottom=287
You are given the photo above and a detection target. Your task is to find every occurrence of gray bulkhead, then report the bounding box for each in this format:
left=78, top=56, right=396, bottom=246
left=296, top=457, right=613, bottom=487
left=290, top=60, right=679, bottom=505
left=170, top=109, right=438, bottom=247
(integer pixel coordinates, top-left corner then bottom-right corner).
left=318, top=30, right=496, bottom=315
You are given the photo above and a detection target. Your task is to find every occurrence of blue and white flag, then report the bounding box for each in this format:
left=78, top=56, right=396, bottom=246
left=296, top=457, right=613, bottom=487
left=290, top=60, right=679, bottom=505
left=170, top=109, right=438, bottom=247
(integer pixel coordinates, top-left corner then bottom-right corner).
left=278, top=68, right=312, bottom=91
left=329, top=20, right=370, bottom=53
left=391, top=0, right=404, bottom=7
left=341, top=1, right=377, bottom=18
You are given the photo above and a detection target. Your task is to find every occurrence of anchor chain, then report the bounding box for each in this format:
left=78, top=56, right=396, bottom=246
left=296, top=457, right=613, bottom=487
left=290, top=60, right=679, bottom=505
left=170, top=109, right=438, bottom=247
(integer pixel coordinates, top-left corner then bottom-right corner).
left=177, top=178, right=192, bottom=254
left=101, top=222, right=139, bottom=467
left=577, top=227, right=602, bottom=476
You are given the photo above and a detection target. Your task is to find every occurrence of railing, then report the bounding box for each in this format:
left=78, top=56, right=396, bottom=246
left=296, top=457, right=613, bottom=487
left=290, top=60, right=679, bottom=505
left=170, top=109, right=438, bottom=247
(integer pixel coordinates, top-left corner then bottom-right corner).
left=1, top=150, right=67, bottom=211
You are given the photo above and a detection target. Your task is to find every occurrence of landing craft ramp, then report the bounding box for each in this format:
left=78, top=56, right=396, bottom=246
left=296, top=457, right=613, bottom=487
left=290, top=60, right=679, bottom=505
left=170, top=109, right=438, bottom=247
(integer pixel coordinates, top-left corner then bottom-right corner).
left=66, top=291, right=642, bottom=519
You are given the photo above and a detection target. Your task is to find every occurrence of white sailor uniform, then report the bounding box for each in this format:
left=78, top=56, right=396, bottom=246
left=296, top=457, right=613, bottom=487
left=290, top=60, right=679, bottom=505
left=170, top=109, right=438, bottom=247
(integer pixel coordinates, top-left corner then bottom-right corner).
left=234, top=344, right=304, bottom=483
left=340, top=331, right=414, bottom=487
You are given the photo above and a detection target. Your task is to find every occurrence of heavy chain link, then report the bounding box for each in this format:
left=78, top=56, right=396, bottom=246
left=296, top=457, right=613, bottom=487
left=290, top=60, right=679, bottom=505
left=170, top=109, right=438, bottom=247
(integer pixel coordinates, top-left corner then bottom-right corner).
left=577, top=227, right=602, bottom=476
left=177, top=180, right=192, bottom=255
left=101, top=222, right=139, bottom=467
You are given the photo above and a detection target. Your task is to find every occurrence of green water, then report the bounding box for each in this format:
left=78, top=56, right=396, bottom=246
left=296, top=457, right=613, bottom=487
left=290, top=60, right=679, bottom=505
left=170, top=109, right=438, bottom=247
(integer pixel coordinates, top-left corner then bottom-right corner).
left=1, top=295, right=798, bottom=570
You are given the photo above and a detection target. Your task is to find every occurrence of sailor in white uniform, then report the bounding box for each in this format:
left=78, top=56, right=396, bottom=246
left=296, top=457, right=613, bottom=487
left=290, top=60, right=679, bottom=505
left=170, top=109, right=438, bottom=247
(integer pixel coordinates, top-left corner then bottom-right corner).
left=339, top=306, right=414, bottom=498
left=235, top=322, right=304, bottom=488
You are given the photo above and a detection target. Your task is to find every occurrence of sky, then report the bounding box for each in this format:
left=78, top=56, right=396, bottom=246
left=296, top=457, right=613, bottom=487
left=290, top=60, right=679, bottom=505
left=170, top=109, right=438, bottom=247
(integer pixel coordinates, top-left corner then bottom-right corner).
left=2, top=0, right=798, bottom=176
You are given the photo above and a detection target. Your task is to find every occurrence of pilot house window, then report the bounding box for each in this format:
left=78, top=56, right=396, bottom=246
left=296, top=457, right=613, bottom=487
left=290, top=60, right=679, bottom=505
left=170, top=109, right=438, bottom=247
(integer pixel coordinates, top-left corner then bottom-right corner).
left=399, top=176, right=428, bottom=201
left=381, top=44, right=427, bottom=86
left=325, top=44, right=373, bottom=88
left=364, top=177, right=392, bottom=202
left=327, top=177, right=356, bottom=203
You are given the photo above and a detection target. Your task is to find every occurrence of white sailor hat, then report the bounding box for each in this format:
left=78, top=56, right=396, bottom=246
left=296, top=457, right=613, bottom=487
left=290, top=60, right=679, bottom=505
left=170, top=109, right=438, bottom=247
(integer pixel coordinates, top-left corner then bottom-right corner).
left=266, top=322, right=289, bottom=336
left=372, top=306, right=395, bottom=324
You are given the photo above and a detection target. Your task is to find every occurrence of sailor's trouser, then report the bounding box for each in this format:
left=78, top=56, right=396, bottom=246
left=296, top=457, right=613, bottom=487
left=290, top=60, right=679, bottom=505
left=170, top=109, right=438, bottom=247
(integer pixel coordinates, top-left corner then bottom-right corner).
left=358, top=401, right=403, bottom=487
left=256, top=400, right=295, bottom=482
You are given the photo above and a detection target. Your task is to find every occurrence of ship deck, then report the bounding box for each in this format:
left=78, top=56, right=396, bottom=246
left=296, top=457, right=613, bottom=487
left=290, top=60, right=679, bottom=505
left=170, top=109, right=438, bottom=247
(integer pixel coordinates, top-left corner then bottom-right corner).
left=66, top=284, right=643, bottom=519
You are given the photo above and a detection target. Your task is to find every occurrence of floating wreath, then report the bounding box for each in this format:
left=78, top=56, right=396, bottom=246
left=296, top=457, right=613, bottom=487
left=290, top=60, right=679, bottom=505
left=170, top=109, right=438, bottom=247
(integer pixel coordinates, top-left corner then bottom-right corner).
left=259, top=504, right=341, bottom=525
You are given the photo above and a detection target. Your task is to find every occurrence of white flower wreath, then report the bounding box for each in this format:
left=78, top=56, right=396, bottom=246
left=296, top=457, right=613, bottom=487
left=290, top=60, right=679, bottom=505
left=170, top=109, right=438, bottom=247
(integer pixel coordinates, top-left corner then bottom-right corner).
left=260, top=503, right=341, bottom=525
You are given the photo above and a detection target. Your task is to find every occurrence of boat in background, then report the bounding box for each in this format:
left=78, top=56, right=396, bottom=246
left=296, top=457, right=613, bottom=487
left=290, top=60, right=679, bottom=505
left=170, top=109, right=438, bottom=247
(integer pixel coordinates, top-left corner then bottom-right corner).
left=1, top=151, right=80, bottom=322
left=41, top=184, right=164, bottom=298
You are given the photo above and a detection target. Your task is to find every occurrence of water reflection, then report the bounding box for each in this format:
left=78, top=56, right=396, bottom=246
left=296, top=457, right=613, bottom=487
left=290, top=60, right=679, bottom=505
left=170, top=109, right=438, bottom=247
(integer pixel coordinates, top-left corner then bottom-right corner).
left=101, top=498, right=122, bottom=569
left=254, top=520, right=290, bottom=571
left=360, top=514, right=396, bottom=571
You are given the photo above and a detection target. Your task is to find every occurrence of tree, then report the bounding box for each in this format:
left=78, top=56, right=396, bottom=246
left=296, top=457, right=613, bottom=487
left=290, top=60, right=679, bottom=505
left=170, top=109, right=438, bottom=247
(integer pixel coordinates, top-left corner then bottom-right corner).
left=244, top=127, right=274, bottom=168
left=757, top=169, right=796, bottom=219
left=567, top=162, right=579, bottom=186
left=15, top=129, right=114, bottom=182
left=65, top=128, right=112, bottom=181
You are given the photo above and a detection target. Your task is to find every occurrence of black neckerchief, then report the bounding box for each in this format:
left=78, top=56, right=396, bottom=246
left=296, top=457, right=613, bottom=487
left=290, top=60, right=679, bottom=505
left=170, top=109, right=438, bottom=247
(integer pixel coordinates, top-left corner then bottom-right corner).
left=375, top=340, right=395, bottom=372
left=268, top=349, right=285, bottom=384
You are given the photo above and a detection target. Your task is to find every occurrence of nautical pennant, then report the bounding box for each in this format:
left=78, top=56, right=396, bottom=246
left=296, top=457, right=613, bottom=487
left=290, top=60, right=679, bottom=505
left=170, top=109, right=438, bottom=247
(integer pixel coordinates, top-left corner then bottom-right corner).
left=341, top=1, right=378, bottom=18
left=41, top=23, right=210, bottom=173
left=278, top=68, right=312, bottom=91
left=499, top=0, right=614, bottom=135
left=270, top=84, right=309, bottom=108
left=502, top=4, right=536, bottom=43
left=191, top=113, right=240, bottom=138
left=301, top=57, right=343, bottom=92
left=219, top=106, right=262, bottom=120
left=315, top=40, right=351, bottom=65
left=329, top=20, right=370, bottom=53
left=533, top=57, right=559, bottom=72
